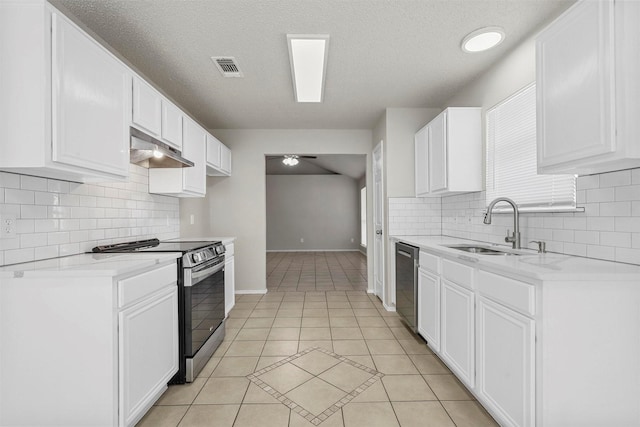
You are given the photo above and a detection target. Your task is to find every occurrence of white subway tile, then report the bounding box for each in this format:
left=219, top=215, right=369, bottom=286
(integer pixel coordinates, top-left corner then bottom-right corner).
left=614, top=185, right=640, bottom=201
left=615, top=217, right=640, bottom=233
left=0, top=172, right=20, bottom=189
left=633, top=233, right=640, bottom=249
left=20, top=233, right=48, bottom=248
left=20, top=175, right=48, bottom=191
left=577, top=175, right=599, bottom=190
left=59, top=219, right=80, bottom=231
left=599, top=202, right=631, bottom=217
left=48, top=232, right=70, bottom=245
left=35, top=191, right=60, bottom=206
left=599, top=170, right=631, bottom=188
left=586, top=188, right=614, bottom=203
left=15, top=219, right=34, bottom=234
left=5, top=189, right=34, bottom=204
left=0, top=237, right=20, bottom=251
left=574, top=230, right=600, bottom=245
left=614, top=247, right=640, bottom=265
left=563, top=218, right=587, bottom=230
left=587, top=217, right=615, bottom=231
left=58, top=243, right=79, bottom=256
left=88, top=229, right=105, bottom=240
left=34, top=219, right=59, bottom=233
left=586, top=245, right=615, bottom=262
left=632, top=168, right=640, bottom=185
left=34, top=245, right=59, bottom=260
left=552, top=229, right=574, bottom=243
left=4, top=248, right=34, bottom=265
left=600, top=231, right=631, bottom=248
left=60, top=194, right=80, bottom=206
left=20, top=205, right=47, bottom=219
left=48, top=206, right=73, bottom=219
left=47, top=179, right=69, bottom=194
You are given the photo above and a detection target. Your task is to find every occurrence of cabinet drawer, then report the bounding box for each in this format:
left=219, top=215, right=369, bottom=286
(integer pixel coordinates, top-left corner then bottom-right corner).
left=442, top=259, right=474, bottom=290
left=118, top=263, right=177, bottom=308
left=477, top=270, right=535, bottom=317
left=419, top=251, right=439, bottom=274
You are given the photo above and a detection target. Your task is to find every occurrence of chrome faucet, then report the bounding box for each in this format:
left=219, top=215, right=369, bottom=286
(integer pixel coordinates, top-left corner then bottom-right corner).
left=483, top=197, right=521, bottom=249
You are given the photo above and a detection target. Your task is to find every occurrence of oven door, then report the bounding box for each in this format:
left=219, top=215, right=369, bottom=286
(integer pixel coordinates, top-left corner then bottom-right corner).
left=183, top=256, right=225, bottom=381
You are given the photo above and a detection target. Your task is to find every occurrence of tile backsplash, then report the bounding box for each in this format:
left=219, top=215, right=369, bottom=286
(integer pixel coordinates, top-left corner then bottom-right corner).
left=388, top=197, right=441, bottom=236
left=390, top=168, right=640, bottom=265
left=0, top=165, right=180, bottom=266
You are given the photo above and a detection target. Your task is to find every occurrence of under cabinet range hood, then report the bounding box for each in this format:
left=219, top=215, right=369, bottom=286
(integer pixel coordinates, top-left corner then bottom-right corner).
left=129, top=127, right=194, bottom=168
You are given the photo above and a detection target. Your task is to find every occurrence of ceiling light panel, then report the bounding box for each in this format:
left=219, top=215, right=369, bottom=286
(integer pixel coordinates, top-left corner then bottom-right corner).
left=461, top=27, right=505, bottom=53
left=287, top=34, right=330, bottom=103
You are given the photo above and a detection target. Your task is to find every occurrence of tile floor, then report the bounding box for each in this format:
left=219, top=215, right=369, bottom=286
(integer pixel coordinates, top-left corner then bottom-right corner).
left=137, top=252, right=498, bottom=427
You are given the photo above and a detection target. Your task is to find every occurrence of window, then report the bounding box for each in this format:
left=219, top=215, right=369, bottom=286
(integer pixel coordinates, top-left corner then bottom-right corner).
left=486, top=83, right=576, bottom=211
left=360, top=187, right=367, bottom=247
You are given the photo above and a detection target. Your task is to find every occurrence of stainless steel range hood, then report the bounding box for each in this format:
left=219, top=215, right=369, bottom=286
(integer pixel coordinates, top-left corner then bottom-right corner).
left=130, top=127, right=194, bottom=168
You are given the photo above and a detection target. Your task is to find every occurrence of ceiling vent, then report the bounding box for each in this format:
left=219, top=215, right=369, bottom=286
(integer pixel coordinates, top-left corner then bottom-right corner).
left=211, top=56, right=244, bottom=77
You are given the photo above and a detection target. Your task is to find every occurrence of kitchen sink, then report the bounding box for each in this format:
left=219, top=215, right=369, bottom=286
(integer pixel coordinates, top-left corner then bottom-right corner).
left=444, top=244, right=522, bottom=256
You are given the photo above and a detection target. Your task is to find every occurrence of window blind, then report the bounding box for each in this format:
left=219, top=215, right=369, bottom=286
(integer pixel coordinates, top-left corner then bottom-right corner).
left=486, top=83, right=576, bottom=211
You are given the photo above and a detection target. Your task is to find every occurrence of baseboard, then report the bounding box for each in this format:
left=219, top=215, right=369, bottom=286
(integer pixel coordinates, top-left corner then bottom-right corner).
left=383, top=302, right=396, bottom=312
left=266, top=249, right=362, bottom=253
left=235, top=289, right=268, bottom=295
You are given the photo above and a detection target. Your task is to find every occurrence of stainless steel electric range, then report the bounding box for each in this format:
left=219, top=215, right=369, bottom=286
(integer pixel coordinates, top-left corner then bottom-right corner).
left=92, top=238, right=226, bottom=383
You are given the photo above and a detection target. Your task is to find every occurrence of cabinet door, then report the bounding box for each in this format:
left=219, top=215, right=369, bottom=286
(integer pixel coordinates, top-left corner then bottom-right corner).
left=119, top=286, right=178, bottom=427
left=132, top=76, right=162, bottom=136
left=477, top=296, right=534, bottom=427
left=224, top=256, right=235, bottom=316
left=418, top=268, right=440, bottom=352
left=428, top=111, right=447, bottom=192
left=441, top=279, right=474, bottom=387
left=51, top=13, right=129, bottom=178
left=220, top=144, right=232, bottom=175
left=161, top=101, right=183, bottom=150
left=537, top=0, right=615, bottom=169
left=414, top=126, right=429, bottom=197
left=182, top=118, right=206, bottom=195
left=206, top=134, right=222, bottom=169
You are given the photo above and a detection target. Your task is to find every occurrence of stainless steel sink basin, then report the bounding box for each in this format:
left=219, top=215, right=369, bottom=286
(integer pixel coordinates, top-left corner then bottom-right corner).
left=444, top=244, right=522, bottom=256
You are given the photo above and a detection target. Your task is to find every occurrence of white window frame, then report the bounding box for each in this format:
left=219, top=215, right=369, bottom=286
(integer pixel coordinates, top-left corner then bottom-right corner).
left=486, top=83, right=578, bottom=212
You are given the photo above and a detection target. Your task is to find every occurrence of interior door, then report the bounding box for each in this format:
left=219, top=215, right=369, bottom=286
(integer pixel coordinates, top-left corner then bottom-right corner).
left=373, top=142, right=384, bottom=300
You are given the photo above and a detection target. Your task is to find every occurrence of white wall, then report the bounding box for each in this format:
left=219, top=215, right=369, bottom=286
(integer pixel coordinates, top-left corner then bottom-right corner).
left=0, top=165, right=180, bottom=266
left=266, top=175, right=360, bottom=251
left=180, top=129, right=373, bottom=292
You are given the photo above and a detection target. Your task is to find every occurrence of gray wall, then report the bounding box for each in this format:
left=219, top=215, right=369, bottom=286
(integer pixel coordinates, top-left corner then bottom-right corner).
left=266, top=175, right=360, bottom=251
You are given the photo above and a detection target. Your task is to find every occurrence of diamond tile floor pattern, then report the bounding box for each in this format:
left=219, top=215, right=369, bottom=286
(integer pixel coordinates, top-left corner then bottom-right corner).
left=137, top=252, right=499, bottom=427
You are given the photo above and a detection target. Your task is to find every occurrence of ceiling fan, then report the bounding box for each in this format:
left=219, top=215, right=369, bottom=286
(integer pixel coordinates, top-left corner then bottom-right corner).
left=266, top=154, right=317, bottom=166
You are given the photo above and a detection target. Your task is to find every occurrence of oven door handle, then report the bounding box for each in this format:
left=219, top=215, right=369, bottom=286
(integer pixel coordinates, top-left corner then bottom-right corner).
left=187, top=259, right=224, bottom=287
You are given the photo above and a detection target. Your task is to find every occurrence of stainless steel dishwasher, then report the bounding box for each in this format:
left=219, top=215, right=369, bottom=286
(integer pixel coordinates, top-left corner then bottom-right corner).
left=395, top=242, right=419, bottom=332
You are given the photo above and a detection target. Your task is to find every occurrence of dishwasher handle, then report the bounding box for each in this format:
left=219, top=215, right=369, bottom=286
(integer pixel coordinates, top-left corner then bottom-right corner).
left=397, top=250, right=413, bottom=259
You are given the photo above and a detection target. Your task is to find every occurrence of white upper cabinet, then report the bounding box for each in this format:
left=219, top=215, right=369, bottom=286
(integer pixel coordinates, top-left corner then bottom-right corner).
left=537, top=0, right=640, bottom=175
left=414, top=107, right=482, bottom=195
left=206, top=134, right=232, bottom=176
left=132, top=76, right=183, bottom=151
left=0, top=2, right=130, bottom=182
left=149, top=117, right=206, bottom=197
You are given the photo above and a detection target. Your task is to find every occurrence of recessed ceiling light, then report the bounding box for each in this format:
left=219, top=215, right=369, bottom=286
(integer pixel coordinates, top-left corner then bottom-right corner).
left=283, top=155, right=299, bottom=166
left=287, top=34, right=330, bottom=103
left=461, top=27, right=505, bottom=53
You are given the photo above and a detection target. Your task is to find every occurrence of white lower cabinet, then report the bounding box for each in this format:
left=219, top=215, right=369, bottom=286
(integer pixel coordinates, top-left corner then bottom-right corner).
left=476, top=296, right=535, bottom=427
left=417, top=267, right=440, bottom=352
left=440, top=279, right=475, bottom=388
left=119, top=286, right=179, bottom=426
left=224, top=243, right=236, bottom=316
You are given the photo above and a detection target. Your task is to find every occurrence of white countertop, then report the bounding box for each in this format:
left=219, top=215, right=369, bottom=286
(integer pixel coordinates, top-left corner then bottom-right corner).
left=0, top=252, right=180, bottom=278
left=169, top=236, right=236, bottom=245
left=390, top=235, right=640, bottom=282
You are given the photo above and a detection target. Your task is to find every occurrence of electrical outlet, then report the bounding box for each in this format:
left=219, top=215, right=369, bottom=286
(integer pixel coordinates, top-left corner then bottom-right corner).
left=300, top=238, right=304, bottom=243
left=1, top=215, right=16, bottom=238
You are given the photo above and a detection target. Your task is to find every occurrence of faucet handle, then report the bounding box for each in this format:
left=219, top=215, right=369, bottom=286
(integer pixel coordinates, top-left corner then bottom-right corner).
left=505, top=229, right=514, bottom=243
left=530, top=240, right=546, bottom=254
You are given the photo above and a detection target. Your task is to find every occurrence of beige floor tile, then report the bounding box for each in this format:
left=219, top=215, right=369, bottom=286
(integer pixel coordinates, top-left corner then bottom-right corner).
left=228, top=309, right=252, bottom=319
left=342, top=402, right=400, bottom=427
left=225, top=318, right=247, bottom=329
left=212, top=356, right=259, bottom=377
left=366, top=339, right=406, bottom=355
left=156, top=378, right=206, bottom=405
left=392, top=401, right=455, bottom=427
left=285, top=377, right=347, bottom=416
left=356, top=316, right=388, bottom=327
left=319, top=361, right=376, bottom=392
left=234, top=302, right=258, bottom=310
left=383, top=317, right=406, bottom=327
left=212, top=341, right=231, bottom=357
left=327, top=301, right=351, bottom=309
left=196, top=356, right=221, bottom=378
left=301, top=317, right=330, bottom=327
left=329, top=308, right=355, bottom=317
left=372, top=355, right=419, bottom=374
left=262, top=340, right=300, bottom=356
left=224, top=328, right=240, bottom=341
left=353, top=309, right=381, bottom=317
left=397, top=339, right=432, bottom=354
left=233, top=403, right=291, bottom=427
left=299, top=327, right=332, bottom=340
left=303, top=308, right=329, bottom=317
left=243, top=383, right=282, bottom=404
left=329, top=316, right=359, bottom=327
left=298, top=340, right=334, bottom=352
left=193, top=377, right=249, bottom=404
left=272, top=317, right=302, bottom=327
left=235, top=328, right=271, bottom=341
left=243, top=317, right=275, bottom=328
left=345, top=355, right=376, bottom=369
left=304, top=301, right=328, bottom=309
left=381, top=375, right=437, bottom=401
left=409, top=354, right=450, bottom=374
left=256, top=355, right=288, bottom=370
left=332, top=339, right=369, bottom=355
left=177, top=404, right=239, bottom=427
left=350, top=301, right=375, bottom=309
left=290, top=408, right=345, bottom=427
left=277, top=309, right=304, bottom=318
left=136, top=405, right=188, bottom=427
left=331, top=327, right=364, bottom=340
left=255, top=302, right=281, bottom=310
left=389, top=327, right=417, bottom=341
left=441, top=401, right=499, bottom=427
left=423, top=374, right=475, bottom=400
left=267, top=327, right=300, bottom=340
left=250, top=309, right=278, bottom=318
left=225, top=340, right=265, bottom=357
left=291, top=349, right=341, bottom=375
left=257, top=362, right=314, bottom=393
left=360, top=327, right=395, bottom=340
left=350, top=380, right=389, bottom=403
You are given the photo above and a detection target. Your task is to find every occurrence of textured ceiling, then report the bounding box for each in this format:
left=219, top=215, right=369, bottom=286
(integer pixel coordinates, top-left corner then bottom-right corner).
left=53, top=0, right=574, bottom=130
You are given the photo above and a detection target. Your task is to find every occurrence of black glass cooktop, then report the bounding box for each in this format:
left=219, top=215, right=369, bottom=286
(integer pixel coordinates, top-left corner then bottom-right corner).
left=92, top=239, right=220, bottom=254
